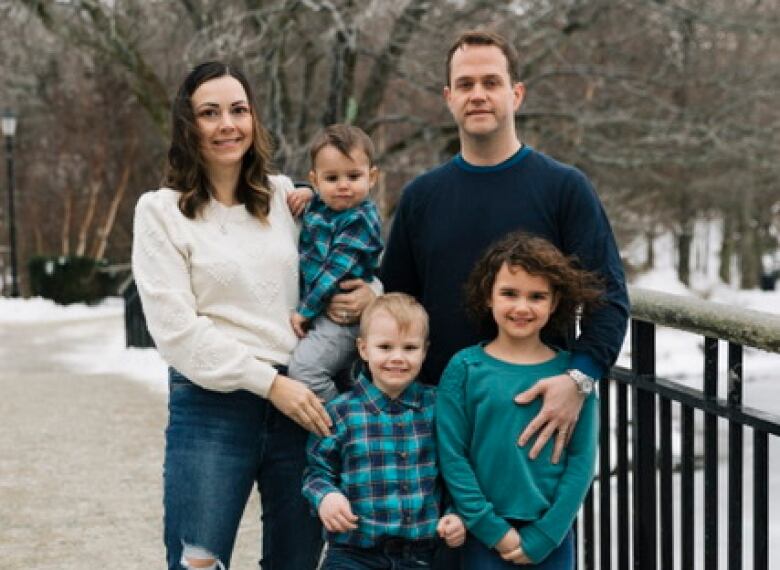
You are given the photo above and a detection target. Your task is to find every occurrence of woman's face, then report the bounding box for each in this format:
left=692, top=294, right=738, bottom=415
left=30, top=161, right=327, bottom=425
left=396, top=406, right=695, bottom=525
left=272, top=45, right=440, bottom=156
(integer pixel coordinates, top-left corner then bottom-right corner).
left=191, top=75, right=254, bottom=173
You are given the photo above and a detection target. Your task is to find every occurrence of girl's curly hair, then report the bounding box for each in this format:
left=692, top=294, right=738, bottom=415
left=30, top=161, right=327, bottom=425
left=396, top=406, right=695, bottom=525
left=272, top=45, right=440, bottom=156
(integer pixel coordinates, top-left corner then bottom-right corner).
left=465, top=231, right=604, bottom=337
left=164, top=61, right=276, bottom=221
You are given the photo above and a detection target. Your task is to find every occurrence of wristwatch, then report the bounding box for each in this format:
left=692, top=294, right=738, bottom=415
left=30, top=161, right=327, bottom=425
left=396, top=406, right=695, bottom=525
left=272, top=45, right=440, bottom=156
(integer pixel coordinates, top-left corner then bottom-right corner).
left=567, top=369, right=595, bottom=395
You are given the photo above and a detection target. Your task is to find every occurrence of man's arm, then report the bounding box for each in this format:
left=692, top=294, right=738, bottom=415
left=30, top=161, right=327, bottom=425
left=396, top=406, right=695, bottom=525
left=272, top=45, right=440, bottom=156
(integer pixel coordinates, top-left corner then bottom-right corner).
left=517, top=168, right=629, bottom=461
left=561, top=169, right=630, bottom=377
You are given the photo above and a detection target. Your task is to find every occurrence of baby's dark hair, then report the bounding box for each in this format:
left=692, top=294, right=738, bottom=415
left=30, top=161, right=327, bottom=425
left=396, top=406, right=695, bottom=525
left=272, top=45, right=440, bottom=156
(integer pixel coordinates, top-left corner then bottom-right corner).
left=465, top=231, right=604, bottom=336
left=309, top=123, right=375, bottom=169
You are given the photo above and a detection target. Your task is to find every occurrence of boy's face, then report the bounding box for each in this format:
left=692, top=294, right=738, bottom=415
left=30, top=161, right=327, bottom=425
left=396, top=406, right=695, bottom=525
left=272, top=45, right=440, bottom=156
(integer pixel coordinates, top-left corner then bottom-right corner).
left=357, top=310, right=427, bottom=399
left=308, top=145, right=378, bottom=212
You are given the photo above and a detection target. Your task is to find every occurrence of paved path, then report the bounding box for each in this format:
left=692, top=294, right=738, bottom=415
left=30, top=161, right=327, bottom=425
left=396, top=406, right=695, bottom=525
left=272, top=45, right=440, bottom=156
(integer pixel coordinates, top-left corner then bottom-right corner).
left=0, top=314, right=262, bottom=568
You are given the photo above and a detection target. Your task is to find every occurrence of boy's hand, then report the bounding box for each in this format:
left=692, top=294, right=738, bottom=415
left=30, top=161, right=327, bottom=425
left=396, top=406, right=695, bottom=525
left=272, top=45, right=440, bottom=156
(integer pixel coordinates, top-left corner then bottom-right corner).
left=290, top=312, right=309, bottom=338
left=287, top=187, right=314, bottom=217
left=495, top=528, right=531, bottom=565
left=318, top=492, right=359, bottom=532
left=437, top=513, right=466, bottom=547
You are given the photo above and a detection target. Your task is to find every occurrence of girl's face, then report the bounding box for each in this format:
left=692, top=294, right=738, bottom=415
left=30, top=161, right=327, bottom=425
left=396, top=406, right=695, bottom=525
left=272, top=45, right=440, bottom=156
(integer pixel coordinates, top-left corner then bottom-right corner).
left=191, top=75, right=254, bottom=173
left=488, top=263, right=558, bottom=345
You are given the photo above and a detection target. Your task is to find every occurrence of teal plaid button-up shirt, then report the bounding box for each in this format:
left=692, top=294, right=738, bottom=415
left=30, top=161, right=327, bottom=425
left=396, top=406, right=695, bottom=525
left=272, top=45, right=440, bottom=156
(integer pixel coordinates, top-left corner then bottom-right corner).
left=302, top=374, right=442, bottom=547
left=297, top=195, right=383, bottom=319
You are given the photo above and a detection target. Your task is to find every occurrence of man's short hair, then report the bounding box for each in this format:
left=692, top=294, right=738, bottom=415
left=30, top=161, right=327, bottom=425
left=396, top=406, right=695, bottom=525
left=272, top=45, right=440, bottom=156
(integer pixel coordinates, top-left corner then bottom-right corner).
left=359, top=293, right=429, bottom=340
left=445, top=29, right=521, bottom=86
left=309, top=124, right=375, bottom=169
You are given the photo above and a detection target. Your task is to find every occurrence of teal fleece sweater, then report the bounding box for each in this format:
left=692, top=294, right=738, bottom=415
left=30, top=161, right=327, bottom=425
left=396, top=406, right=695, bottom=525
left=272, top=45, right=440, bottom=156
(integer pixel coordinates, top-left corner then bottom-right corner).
left=435, top=345, right=598, bottom=563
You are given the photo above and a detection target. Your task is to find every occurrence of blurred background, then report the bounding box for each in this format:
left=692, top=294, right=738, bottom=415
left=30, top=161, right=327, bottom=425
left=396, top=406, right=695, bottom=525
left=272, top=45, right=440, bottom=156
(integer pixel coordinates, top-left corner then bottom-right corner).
left=0, top=0, right=778, bottom=300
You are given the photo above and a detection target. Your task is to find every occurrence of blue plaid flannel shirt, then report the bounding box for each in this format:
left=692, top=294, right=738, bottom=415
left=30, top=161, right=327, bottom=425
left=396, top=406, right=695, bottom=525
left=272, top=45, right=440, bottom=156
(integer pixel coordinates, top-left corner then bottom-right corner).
left=297, top=195, right=383, bottom=319
left=302, top=373, right=442, bottom=547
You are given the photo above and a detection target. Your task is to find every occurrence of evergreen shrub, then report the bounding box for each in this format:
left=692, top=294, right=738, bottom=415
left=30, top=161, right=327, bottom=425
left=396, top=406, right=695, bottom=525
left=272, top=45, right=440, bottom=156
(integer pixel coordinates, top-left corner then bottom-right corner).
left=28, top=255, right=119, bottom=305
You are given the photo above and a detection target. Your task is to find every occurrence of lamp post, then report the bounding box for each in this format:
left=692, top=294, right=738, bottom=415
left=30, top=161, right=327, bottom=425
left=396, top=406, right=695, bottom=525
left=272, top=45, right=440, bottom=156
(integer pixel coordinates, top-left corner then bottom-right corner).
left=2, top=109, right=19, bottom=297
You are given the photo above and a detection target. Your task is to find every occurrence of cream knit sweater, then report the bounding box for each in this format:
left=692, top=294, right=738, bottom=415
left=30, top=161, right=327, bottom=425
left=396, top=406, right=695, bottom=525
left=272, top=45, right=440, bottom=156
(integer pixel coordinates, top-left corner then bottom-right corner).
left=131, top=175, right=299, bottom=397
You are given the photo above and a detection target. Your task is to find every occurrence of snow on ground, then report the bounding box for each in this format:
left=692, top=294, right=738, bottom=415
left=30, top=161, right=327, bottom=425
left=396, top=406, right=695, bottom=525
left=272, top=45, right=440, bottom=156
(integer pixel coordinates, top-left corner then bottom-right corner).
left=0, top=296, right=169, bottom=393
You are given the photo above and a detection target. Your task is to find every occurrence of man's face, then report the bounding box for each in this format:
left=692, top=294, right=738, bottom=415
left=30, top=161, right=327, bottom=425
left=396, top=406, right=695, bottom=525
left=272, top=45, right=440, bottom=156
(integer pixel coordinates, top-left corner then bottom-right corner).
left=444, top=44, right=524, bottom=141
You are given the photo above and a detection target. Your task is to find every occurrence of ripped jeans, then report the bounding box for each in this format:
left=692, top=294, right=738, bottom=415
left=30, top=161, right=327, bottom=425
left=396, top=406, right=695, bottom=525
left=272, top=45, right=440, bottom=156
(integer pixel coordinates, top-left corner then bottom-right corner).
left=163, top=369, right=323, bottom=569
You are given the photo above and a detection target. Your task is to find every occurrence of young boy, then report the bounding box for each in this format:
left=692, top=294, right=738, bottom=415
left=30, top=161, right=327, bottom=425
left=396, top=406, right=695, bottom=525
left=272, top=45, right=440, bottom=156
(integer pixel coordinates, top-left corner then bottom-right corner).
left=287, top=124, right=384, bottom=402
left=302, top=293, right=465, bottom=569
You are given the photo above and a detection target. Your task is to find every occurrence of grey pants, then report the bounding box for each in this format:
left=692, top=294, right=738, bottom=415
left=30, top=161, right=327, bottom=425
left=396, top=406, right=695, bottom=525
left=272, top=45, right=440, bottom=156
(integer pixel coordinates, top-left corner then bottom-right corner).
left=288, top=314, right=359, bottom=402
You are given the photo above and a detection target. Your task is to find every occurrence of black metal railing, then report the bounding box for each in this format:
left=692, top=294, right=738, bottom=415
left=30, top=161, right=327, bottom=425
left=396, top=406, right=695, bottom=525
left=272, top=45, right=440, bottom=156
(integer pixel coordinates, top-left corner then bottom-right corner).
left=579, top=287, right=780, bottom=570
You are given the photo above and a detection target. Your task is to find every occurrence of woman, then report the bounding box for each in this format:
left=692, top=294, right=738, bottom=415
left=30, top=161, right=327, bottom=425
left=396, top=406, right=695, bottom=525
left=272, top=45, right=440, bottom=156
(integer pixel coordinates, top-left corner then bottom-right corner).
left=132, top=61, right=333, bottom=570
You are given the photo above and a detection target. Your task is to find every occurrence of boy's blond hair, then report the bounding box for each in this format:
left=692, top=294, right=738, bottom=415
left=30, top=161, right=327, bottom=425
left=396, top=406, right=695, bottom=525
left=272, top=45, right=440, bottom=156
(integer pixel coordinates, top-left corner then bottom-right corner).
left=359, top=293, right=429, bottom=339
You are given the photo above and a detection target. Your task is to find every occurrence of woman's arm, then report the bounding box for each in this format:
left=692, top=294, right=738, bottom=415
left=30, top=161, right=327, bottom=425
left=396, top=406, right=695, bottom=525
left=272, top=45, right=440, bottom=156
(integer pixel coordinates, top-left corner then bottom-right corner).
left=132, top=192, right=279, bottom=396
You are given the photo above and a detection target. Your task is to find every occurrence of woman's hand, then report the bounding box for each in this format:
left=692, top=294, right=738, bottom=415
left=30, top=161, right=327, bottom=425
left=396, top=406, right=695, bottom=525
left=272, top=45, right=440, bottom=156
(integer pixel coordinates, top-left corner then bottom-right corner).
left=326, top=279, right=376, bottom=325
left=267, top=374, right=332, bottom=437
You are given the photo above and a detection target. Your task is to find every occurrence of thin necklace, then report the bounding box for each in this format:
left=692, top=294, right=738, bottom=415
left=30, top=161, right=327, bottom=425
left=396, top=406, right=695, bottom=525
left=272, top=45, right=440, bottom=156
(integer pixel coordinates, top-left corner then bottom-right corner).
left=213, top=202, right=230, bottom=234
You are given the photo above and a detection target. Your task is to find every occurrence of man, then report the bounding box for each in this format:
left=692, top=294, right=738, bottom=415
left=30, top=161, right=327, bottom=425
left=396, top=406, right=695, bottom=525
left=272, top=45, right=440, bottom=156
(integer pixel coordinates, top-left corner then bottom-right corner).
left=381, top=28, right=628, bottom=477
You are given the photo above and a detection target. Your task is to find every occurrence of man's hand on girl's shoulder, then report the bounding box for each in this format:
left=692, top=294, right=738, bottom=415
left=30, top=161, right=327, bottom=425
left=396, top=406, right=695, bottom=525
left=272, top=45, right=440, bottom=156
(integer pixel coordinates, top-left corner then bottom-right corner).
left=514, top=374, right=584, bottom=463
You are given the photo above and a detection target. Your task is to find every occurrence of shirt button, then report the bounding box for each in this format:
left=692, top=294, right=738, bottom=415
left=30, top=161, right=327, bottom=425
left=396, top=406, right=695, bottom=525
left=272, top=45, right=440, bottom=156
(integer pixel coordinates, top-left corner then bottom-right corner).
left=401, top=483, right=409, bottom=492
left=399, top=451, right=407, bottom=460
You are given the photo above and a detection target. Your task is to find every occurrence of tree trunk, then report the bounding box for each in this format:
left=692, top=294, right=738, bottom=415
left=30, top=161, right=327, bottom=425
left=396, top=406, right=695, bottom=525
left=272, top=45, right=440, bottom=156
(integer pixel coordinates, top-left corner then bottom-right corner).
left=644, top=226, right=655, bottom=270
left=92, top=137, right=137, bottom=260
left=719, top=213, right=733, bottom=284
left=355, top=0, right=431, bottom=131
left=61, top=186, right=72, bottom=256
left=677, top=221, right=693, bottom=287
left=739, top=182, right=759, bottom=289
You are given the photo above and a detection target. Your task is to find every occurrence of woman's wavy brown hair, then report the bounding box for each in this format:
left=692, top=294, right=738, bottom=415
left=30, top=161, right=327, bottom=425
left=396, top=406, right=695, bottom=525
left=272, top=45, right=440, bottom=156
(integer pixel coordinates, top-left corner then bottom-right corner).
left=163, top=61, right=275, bottom=220
left=465, top=231, right=604, bottom=338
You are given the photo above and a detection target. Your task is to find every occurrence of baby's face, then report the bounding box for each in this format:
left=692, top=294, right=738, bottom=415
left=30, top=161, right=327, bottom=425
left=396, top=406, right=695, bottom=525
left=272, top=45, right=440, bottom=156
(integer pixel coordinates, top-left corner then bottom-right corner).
left=308, top=145, right=377, bottom=211
left=357, top=310, right=427, bottom=399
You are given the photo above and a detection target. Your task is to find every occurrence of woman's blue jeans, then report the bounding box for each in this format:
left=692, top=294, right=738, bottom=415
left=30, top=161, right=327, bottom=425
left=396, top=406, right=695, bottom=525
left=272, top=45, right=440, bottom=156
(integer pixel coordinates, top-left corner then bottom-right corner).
left=462, top=530, right=574, bottom=570
left=163, top=369, right=323, bottom=569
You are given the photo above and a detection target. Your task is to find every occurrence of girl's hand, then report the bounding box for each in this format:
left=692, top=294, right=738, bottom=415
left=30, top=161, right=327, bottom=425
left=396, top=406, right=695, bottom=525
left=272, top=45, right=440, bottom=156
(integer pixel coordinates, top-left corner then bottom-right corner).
left=437, top=514, right=466, bottom=547
left=267, top=374, right=331, bottom=436
left=496, top=528, right=531, bottom=565
left=501, top=547, right=532, bottom=565
left=318, top=492, right=359, bottom=532
left=495, top=528, right=521, bottom=555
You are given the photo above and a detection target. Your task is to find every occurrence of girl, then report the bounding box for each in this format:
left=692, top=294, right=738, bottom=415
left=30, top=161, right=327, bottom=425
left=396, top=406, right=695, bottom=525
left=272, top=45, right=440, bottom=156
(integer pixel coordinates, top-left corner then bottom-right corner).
left=436, top=231, right=603, bottom=569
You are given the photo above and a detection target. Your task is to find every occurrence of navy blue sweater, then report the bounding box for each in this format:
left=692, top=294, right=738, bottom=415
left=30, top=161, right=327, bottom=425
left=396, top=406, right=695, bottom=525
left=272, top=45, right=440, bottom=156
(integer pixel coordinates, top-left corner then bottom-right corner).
left=381, top=147, right=629, bottom=385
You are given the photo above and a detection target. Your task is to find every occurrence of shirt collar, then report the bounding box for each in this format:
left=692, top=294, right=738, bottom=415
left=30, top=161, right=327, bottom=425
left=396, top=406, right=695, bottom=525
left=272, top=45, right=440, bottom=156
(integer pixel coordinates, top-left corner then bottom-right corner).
left=354, top=373, right=424, bottom=415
